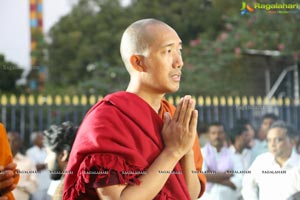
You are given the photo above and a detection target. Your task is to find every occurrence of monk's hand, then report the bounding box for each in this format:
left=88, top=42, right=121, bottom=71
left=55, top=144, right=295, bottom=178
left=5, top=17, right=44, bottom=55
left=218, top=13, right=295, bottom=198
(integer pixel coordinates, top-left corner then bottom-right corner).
left=161, top=95, right=198, bottom=158
left=0, top=163, right=18, bottom=196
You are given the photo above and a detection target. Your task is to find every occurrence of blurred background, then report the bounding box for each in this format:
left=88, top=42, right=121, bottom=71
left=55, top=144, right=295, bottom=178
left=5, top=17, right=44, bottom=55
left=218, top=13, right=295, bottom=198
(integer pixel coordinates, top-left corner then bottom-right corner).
left=0, top=0, right=300, bottom=146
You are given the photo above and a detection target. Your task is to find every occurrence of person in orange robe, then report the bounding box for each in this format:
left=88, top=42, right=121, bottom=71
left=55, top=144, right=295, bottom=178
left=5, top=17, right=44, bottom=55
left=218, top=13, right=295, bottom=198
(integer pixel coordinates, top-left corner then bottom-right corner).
left=0, top=123, right=19, bottom=200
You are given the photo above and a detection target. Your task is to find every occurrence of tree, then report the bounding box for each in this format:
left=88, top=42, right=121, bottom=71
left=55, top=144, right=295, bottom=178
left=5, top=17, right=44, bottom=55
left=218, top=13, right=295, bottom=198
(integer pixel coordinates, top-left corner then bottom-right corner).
left=46, top=0, right=218, bottom=94
left=181, top=4, right=300, bottom=96
left=0, top=54, right=23, bottom=94
left=46, top=0, right=300, bottom=96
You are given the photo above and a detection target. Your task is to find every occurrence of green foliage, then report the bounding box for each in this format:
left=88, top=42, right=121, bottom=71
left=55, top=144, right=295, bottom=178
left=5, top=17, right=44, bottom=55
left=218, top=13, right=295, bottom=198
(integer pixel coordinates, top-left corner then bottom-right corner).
left=0, top=54, right=23, bottom=94
left=181, top=6, right=300, bottom=96
left=46, top=0, right=215, bottom=94
left=46, top=0, right=300, bottom=96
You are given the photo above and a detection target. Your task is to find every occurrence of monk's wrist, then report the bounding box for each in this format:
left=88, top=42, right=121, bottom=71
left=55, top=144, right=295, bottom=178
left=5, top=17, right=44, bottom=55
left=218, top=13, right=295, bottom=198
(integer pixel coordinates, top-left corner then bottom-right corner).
left=162, top=148, right=183, bottom=161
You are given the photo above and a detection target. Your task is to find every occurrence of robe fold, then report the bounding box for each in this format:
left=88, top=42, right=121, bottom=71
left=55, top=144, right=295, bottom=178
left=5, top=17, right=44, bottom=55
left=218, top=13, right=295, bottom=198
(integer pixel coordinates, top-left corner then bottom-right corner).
left=63, top=92, right=206, bottom=200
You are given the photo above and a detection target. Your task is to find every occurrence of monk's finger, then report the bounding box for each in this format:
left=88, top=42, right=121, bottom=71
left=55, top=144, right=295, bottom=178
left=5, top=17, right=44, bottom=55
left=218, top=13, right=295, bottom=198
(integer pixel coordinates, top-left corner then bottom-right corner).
left=0, top=177, right=14, bottom=190
left=178, top=96, right=191, bottom=124
left=3, top=163, right=16, bottom=171
left=0, top=196, right=8, bottom=200
left=0, top=170, right=13, bottom=182
left=183, top=98, right=195, bottom=126
left=0, top=183, right=16, bottom=198
left=189, top=110, right=198, bottom=133
left=173, top=97, right=183, bottom=122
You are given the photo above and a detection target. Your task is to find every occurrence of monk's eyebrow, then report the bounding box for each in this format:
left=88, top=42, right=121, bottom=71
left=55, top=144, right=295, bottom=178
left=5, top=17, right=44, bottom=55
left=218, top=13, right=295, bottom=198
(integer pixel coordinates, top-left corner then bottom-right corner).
left=161, top=42, right=182, bottom=48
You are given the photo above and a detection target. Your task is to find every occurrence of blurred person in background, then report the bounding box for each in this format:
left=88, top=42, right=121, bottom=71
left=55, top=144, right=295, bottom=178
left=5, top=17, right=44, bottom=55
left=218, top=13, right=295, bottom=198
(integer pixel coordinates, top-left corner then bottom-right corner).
left=26, top=132, right=51, bottom=200
left=198, top=122, right=209, bottom=147
left=235, top=118, right=256, bottom=149
left=7, top=131, right=37, bottom=200
left=251, top=113, right=278, bottom=162
left=228, top=123, right=252, bottom=200
left=43, top=121, right=78, bottom=200
left=242, top=121, right=300, bottom=200
left=201, top=122, right=242, bottom=200
left=229, top=123, right=252, bottom=171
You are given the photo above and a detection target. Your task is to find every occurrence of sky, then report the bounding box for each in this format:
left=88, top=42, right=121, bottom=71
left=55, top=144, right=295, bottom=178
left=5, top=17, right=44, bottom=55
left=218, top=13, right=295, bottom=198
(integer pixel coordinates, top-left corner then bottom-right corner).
left=0, top=0, right=78, bottom=70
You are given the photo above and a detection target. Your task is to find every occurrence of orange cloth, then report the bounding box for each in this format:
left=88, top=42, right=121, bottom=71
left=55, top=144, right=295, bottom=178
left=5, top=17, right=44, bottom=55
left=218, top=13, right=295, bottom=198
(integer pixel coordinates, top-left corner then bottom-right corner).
left=159, top=99, right=207, bottom=197
left=0, top=123, right=19, bottom=200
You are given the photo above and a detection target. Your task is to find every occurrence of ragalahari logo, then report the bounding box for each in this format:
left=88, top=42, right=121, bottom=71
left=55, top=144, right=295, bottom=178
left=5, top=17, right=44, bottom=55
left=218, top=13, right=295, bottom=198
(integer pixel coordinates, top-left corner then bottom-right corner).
left=241, top=2, right=255, bottom=15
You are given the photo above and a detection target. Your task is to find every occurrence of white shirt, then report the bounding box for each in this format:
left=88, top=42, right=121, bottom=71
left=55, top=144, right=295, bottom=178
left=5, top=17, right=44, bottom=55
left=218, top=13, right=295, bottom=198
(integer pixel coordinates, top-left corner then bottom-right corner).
left=13, top=153, right=38, bottom=200
left=229, top=145, right=252, bottom=171
left=201, top=144, right=243, bottom=200
left=26, top=146, right=51, bottom=190
left=242, top=151, right=300, bottom=200
left=251, top=139, right=268, bottom=163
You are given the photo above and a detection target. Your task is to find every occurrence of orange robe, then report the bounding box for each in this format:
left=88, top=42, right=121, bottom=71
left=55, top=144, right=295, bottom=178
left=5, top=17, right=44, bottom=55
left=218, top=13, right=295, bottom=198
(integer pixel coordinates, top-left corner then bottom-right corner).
left=0, top=123, right=19, bottom=200
left=159, top=99, right=206, bottom=197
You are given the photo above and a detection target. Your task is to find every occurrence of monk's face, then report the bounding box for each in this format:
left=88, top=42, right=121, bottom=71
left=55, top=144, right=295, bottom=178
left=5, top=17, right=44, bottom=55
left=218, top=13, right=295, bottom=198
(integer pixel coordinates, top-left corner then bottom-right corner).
left=141, top=24, right=183, bottom=94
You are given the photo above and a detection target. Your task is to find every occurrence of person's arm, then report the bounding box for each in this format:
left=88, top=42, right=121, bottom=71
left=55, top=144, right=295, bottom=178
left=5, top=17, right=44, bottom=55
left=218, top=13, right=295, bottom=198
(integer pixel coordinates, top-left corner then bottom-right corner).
left=96, top=96, right=198, bottom=200
left=180, top=150, right=201, bottom=199
left=241, top=164, right=259, bottom=200
left=16, top=159, right=37, bottom=195
left=229, top=154, right=244, bottom=192
left=205, top=172, right=232, bottom=183
left=26, top=150, right=47, bottom=172
left=192, top=136, right=206, bottom=197
left=97, top=148, right=184, bottom=200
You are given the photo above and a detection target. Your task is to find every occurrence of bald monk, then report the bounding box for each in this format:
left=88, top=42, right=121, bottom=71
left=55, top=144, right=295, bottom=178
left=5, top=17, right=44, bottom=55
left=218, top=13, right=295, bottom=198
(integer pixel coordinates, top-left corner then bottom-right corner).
left=0, top=123, right=19, bottom=200
left=63, top=18, right=206, bottom=200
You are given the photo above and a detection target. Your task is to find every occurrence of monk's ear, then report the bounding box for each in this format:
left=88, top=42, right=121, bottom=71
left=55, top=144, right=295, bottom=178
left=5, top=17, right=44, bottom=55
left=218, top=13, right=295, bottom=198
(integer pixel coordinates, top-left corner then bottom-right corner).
left=130, top=55, right=145, bottom=72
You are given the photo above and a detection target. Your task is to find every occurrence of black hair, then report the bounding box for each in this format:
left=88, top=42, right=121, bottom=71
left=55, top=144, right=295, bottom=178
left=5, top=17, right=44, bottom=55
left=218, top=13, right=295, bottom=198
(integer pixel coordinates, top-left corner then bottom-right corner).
left=208, top=121, right=224, bottom=129
left=262, top=113, right=278, bottom=121
left=229, top=124, right=248, bottom=144
left=236, top=118, right=251, bottom=126
left=43, top=121, right=78, bottom=154
left=197, top=122, right=208, bottom=136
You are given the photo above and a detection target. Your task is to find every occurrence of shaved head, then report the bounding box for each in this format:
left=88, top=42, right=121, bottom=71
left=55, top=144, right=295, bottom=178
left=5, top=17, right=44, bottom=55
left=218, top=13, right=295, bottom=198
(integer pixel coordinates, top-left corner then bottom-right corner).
left=120, top=18, right=171, bottom=72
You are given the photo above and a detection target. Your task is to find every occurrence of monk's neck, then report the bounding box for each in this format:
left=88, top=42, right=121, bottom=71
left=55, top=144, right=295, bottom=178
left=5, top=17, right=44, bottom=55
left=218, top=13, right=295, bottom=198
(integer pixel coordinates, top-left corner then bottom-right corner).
left=126, top=83, right=164, bottom=113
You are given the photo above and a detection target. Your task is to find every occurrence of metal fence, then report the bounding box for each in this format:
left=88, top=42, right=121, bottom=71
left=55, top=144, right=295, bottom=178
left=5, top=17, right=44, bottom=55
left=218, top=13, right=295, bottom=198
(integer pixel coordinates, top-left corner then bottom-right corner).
left=1, top=94, right=299, bottom=147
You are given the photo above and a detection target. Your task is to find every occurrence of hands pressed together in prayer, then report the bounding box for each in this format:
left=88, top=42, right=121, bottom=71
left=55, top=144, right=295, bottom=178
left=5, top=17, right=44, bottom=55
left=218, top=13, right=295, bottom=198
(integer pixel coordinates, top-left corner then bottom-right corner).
left=162, top=95, right=198, bottom=158
left=0, top=163, right=18, bottom=200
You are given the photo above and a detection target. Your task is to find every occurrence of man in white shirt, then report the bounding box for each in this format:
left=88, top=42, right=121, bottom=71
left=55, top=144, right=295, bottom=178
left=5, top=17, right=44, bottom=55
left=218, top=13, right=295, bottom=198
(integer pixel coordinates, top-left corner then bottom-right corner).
left=26, top=132, right=51, bottom=200
left=229, top=123, right=252, bottom=170
left=242, top=121, right=300, bottom=200
left=201, top=122, right=243, bottom=200
left=228, top=123, right=252, bottom=200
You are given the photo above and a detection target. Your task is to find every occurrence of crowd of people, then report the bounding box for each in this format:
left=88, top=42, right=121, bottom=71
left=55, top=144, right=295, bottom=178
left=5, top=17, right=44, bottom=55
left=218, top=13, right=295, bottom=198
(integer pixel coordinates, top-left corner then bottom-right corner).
left=1, top=113, right=299, bottom=200
left=199, top=114, right=300, bottom=200
left=1, top=18, right=300, bottom=200
left=0, top=121, right=78, bottom=200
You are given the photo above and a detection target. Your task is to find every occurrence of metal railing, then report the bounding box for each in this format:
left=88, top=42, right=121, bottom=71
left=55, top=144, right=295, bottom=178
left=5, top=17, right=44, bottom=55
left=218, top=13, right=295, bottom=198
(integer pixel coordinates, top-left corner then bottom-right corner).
left=1, top=94, right=299, bottom=147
